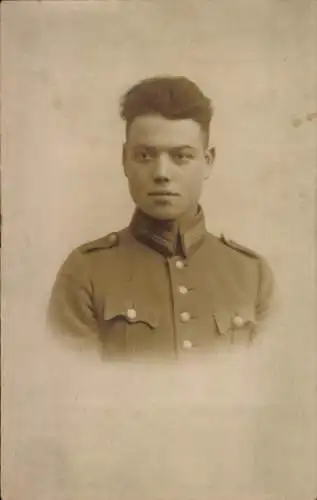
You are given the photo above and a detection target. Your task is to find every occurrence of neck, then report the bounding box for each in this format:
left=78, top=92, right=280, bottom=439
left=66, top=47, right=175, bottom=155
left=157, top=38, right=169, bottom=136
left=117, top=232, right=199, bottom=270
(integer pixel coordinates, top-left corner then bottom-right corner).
left=139, top=204, right=200, bottom=229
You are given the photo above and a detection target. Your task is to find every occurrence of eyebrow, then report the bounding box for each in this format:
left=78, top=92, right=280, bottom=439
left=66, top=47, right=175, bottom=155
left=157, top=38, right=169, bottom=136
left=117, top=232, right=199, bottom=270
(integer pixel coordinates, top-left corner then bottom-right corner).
left=132, top=145, right=197, bottom=152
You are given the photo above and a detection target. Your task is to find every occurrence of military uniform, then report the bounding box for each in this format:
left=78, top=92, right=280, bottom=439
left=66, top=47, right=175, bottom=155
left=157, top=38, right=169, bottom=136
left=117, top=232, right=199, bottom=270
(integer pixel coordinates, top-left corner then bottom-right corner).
left=48, top=207, right=274, bottom=359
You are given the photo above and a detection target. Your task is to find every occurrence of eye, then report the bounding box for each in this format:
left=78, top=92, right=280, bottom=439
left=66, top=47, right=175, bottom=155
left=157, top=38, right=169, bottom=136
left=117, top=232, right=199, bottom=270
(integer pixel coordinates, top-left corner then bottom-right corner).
left=134, top=150, right=154, bottom=162
left=172, top=151, right=195, bottom=163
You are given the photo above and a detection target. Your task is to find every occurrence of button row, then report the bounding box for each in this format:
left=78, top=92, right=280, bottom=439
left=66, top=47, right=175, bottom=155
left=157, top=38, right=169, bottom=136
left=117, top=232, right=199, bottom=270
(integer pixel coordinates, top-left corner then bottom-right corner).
left=176, top=261, right=190, bottom=323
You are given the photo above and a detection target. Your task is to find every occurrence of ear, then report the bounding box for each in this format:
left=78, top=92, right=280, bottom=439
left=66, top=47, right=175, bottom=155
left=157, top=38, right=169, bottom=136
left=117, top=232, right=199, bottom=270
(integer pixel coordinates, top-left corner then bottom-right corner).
left=203, top=147, right=215, bottom=179
left=122, top=143, right=128, bottom=178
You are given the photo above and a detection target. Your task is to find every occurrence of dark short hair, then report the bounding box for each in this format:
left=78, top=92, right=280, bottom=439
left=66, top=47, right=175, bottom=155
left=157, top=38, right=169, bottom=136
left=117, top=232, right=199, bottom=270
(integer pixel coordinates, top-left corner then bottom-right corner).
left=120, top=76, right=213, bottom=141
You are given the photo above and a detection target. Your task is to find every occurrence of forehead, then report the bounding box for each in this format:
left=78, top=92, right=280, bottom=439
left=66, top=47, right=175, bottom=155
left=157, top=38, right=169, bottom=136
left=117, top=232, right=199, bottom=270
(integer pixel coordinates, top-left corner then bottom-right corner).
left=126, top=115, right=204, bottom=148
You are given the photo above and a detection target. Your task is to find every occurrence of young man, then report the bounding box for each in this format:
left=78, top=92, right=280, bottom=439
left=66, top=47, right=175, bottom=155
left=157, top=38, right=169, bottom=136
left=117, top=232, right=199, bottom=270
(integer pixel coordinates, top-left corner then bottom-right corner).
left=48, top=76, right=275, bottom=359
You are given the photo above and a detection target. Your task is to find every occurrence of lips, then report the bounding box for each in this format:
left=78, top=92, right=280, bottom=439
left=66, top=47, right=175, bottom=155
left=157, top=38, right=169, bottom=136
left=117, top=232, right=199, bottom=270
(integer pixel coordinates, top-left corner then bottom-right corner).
left=148, top=191, right=180, bottom=196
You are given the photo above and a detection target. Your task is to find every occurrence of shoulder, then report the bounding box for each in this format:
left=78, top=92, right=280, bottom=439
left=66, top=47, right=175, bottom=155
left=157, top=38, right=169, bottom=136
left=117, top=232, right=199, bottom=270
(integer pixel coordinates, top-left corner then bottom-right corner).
left=206, top=232, right=268, bottom=280
left=57, top=230, right=124, bottom=277
left=217, top=233, right=275, bottom=293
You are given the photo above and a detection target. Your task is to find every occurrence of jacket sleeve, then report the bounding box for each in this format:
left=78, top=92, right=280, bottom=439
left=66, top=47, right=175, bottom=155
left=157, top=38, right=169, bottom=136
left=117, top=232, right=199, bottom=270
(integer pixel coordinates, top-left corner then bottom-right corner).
left=47, top=249, right=99, bottom=339
left=255, top=256, right=276, bottom=322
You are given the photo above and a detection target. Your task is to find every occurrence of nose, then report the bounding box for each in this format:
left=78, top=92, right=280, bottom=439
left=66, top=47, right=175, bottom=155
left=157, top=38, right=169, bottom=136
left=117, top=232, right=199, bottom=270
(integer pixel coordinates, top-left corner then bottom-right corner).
left=153, top=153, right=172, bottom=183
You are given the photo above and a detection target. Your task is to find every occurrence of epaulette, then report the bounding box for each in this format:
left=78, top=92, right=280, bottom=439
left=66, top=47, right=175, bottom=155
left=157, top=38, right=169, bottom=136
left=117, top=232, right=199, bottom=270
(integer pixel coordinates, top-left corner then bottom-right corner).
left=79, top=232, right=119, bottom=253
left=220, top=233, right=259, bottom=258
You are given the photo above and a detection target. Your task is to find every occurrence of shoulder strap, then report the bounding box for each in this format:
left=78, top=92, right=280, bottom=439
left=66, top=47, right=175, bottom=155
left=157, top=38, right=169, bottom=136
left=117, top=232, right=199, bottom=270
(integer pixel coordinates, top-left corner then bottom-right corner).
left=79, top=232, right=119, bottom=253
left=220, top=233, right=259, bottom=258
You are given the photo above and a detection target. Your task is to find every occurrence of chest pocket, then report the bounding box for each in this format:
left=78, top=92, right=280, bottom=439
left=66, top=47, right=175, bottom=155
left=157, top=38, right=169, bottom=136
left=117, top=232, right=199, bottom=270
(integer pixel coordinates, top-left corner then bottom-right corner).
left=100, top=294, right=160, bottom=354
left=214, top=305, right=256, bottom=345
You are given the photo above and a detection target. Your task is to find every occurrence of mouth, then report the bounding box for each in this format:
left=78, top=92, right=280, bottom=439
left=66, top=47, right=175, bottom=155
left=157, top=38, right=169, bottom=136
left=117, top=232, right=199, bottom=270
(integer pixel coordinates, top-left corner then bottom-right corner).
left=148, top=191, right=180, bottom=197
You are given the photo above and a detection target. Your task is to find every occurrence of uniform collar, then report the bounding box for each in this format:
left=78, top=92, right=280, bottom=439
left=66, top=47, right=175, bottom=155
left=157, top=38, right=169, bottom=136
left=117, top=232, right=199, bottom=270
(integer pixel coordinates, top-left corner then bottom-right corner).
left=129, top=205, right=207, bottom=257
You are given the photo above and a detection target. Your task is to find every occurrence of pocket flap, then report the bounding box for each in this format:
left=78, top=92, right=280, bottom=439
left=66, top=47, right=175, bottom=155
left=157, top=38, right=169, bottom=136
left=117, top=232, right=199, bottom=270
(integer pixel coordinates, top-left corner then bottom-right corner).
left=214, top=306, right=256, bottom=335
left=103, top=295, right=159, bottom=329
left=213, top=310, right=232, bottom=335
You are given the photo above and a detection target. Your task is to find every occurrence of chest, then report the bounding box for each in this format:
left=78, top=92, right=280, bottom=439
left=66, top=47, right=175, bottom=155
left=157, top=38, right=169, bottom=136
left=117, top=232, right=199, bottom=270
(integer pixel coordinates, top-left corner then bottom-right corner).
left=90, top=243, right=258, bottom=358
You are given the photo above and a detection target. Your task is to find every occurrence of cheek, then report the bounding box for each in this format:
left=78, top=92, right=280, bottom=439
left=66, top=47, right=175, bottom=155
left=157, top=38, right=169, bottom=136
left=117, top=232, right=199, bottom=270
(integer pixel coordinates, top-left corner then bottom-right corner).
left=127, top=168, right=150, bottom=193
left=184, top=164, right=205, bottom=188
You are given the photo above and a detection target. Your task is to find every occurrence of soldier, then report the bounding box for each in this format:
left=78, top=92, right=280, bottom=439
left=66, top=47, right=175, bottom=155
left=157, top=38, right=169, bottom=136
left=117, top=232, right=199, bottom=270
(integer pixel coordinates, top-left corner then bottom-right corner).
left=48, top=75, right=275, bottom=359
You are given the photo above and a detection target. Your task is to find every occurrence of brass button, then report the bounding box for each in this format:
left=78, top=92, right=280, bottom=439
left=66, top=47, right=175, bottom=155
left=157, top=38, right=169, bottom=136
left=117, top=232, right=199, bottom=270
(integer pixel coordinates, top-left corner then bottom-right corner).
left=107, top=233, right=117, bottom=244
left=178, top=285, right=188, bottom=295
left=233, top=315, right=244, bottom=328
left=175, top=260, right=184, bottom=270
left=183, top=340, right=192, bottom=349
left=126, top=308, right=137, bottom=320
left=180, top=311, right=191, bottom=322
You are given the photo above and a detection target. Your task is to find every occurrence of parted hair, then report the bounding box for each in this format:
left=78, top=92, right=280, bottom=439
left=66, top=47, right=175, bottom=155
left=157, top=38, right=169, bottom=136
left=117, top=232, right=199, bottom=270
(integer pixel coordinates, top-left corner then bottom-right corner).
left=120, top=76, right=213, bottom=139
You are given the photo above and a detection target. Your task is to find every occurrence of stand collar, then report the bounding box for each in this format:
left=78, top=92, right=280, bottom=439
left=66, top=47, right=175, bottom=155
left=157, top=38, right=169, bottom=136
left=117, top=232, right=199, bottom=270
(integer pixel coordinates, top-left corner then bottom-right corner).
left=129, top=205, right=207, bottom=257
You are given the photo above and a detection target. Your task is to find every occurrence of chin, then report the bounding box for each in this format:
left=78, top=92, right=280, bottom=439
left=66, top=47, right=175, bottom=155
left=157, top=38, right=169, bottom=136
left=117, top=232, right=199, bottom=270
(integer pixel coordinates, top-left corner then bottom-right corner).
left=144, top=205, right=183, bottom=221
left=151, top=212, right=176, bottom=221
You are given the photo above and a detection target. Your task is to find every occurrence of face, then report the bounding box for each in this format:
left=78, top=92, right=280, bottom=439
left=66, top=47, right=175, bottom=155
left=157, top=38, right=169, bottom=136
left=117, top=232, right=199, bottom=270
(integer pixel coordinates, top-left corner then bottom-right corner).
left=122, top=115, right=214, bottom=220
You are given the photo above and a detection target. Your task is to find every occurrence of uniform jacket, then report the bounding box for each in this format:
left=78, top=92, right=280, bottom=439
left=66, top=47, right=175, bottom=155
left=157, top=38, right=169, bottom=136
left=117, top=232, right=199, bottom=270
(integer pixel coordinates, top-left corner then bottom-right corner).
left=48, top=208, right=274, bottom=359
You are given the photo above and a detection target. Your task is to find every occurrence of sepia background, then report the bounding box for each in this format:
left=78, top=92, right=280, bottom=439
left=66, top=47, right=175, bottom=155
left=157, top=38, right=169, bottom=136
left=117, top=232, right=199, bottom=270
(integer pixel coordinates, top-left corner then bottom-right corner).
left=2, top=1, right=317, bottom=499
